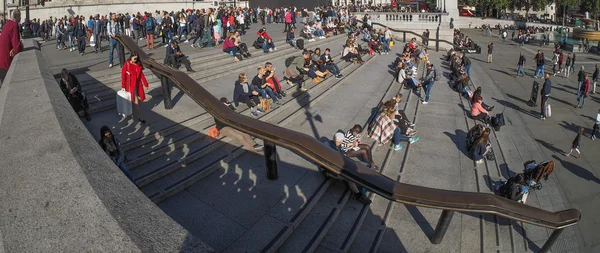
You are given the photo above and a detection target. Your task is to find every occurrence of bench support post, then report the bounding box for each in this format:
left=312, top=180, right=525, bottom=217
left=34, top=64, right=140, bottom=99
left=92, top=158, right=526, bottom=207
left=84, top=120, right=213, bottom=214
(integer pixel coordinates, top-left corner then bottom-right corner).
left=161, top=75, right=173, bottom=110
left=430, top=210, right=455, bottom=244
left=119, top=42, right=126, bottom=68
left=264, top=140, right=279, bottom=180
left=540, top=229, right=563, bottom=253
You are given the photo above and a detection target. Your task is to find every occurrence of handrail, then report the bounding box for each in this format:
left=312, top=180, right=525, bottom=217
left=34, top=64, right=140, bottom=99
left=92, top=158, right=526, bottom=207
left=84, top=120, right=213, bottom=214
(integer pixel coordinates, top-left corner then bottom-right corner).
left=114, top=34, right=580, bottom=242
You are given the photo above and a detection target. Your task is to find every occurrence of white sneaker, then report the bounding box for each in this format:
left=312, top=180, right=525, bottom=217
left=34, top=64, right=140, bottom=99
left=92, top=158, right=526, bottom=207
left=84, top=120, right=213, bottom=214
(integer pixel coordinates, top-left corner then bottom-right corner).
left=421, top=101, right=428, bottom=104
left=273, top=47, right=277, bottom=51
left=109, top=64, right=113, bottom=68
left=269, top=48, right=274, bottom=52
left=309, top=39, right=315, bottom=42
left=476, top=159, right=484, bottom=164
left=300, top=88, right=308, bottom=92
left=184, top=40, right=189, bottom=43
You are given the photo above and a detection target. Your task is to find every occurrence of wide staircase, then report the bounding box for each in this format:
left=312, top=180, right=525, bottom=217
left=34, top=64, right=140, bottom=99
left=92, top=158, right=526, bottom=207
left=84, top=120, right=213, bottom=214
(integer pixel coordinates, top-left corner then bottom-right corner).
left=60, top=26, right=580, bottom=253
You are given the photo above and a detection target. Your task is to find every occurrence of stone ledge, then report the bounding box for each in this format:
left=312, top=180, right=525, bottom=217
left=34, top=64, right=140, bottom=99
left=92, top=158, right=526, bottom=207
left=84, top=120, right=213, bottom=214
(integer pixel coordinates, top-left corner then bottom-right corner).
left=0, top=39, right=213, bottom=253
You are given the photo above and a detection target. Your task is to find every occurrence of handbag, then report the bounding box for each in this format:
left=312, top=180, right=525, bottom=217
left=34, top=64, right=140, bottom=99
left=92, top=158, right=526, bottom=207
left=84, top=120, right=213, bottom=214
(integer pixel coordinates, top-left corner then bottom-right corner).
left=207, top=126, right=220, bottom=139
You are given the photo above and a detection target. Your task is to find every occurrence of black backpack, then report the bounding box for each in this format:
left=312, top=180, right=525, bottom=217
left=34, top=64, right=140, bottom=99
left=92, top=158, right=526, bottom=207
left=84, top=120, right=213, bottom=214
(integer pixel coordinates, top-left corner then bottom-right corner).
left=466, top=124, right=484, bottom=151
left=285, top=56, right=296, bottom=67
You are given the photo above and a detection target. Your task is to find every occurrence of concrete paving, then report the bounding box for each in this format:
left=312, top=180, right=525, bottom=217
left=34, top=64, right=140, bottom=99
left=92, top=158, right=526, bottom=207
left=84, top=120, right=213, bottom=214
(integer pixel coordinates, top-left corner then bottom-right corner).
left=38, top=20, right=594, bottom=252
left=462, top=29, right=599, bottom=253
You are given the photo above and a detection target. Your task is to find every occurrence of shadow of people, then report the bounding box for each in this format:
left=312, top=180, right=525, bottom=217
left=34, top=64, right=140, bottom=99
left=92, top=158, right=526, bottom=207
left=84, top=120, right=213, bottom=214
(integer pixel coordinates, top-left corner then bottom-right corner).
left=552, top=154, right=600, bottom=184
left=443, top=130, right=471, bottom=158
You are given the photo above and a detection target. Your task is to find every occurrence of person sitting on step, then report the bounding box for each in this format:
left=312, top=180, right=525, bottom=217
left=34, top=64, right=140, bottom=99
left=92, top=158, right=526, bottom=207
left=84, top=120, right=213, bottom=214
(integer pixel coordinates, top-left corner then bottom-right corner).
left=257, top=27, right=276, bottom=53
left=233, top=72, right=263, bottom=117
left=341, top=124, right=379, bottom=170
left=223, top=33, right=243, bottom=61
left=321, top=48, right=342, bottom=78
left=368, top=102, right=419, bottom=151
left=322, top=132, right=372, bottom=205
left=165, top=41, right=194, bottom=72
left=264, top=62, right=286, bottom=98
left=98, top=126, right=135, bottom=184
left=473, top=128, right=492, bottom=164
left=252, top=66, right=281, bottom=105
left=59, top=68, right=91, bottom=121
left=341, top=41, right=363, bottom=64
left=233, top=30, right=252, bottom=58
left=471, top=96, right=491, bottom=126
left=305, top=50, right=328, bottom=83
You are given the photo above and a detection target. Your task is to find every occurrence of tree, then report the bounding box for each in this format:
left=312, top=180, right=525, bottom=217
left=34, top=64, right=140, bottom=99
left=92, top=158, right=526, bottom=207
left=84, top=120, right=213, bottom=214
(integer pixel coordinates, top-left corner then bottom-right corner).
left=581, top=0, right=600, bottom=17
left=558, top=0, right=582, bottom=25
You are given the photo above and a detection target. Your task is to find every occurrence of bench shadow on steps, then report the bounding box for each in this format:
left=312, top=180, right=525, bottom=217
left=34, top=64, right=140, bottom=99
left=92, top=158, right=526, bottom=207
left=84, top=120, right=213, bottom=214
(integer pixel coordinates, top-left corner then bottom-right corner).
left=461, top=212, right=543, bottom=252
left=551, top=155, right=600, bottom=184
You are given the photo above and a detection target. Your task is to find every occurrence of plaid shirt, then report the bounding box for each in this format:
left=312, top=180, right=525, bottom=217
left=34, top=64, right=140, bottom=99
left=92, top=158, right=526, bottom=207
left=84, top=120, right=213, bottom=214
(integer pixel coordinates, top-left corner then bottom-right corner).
left=368, top=114, right=395, bottom=144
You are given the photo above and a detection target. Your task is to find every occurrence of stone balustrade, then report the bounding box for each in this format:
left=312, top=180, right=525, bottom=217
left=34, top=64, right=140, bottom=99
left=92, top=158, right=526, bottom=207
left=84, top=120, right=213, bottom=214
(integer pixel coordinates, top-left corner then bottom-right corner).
left=0, top=39, right=213, bottom=252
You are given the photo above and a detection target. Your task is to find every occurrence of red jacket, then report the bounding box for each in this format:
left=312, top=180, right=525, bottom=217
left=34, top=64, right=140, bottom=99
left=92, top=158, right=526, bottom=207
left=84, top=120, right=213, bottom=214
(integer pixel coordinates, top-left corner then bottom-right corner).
left=257, top=30, right=271, bottom=40
left=582, top=79, right=591, bottom=95
left=0, top=20, right=22, bottom=70
left=121, top=61, right=149, bottom=102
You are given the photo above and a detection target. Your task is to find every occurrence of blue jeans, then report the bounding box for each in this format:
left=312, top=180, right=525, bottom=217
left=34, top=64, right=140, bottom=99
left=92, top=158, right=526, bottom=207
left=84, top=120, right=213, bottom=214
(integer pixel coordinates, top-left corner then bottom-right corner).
left=382, top=39, right=390, bottom=52
left=325, top=63, right=340, bottom=75
left=535, top=65, right=545, bottom=77
left=198, top=29, right=212, bottom=47
left=314, top=30, right=324, bottom=37
left=178, top=26, right=186, bottom=37
left=577, top=81, right=583, bottom=97
left=577, top=93, right=586, bottom=107
left=116, top=161, right=136, bottom=184
left=69, top=35, right=74, bottom=48
left=464, top=64, right=471, bottom=77
left=392, top=127, right=410, bottom=145
left=423, top=80, right=434, bottom=102
left=109, top=38, right=121, bottom=65
left=262, top=40, right=275, bottom=52
left=258, top=87, right=279, bottom=103
left=517, top=65, right=525, bottom=76
left=224, top=47, right=238, bottom=56
left=288, top=39, right=297, bottom=48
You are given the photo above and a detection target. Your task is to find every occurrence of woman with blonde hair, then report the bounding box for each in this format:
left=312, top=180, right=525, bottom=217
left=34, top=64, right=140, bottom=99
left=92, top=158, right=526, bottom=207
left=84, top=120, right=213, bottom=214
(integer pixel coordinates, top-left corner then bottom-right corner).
left=233, top=72, right=262, bottom=117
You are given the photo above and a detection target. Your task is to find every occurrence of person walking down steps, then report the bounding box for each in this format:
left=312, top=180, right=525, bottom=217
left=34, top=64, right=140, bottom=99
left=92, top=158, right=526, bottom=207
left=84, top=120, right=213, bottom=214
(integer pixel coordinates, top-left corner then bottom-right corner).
left=564, top=127, right=584, bottom=158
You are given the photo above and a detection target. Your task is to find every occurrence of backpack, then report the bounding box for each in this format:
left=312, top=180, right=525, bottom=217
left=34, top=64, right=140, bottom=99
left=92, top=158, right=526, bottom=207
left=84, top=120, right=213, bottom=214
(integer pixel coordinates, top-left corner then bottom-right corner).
left=285, top=56, right=296, bottom=67
left=145, top=18, right=155, bottom=31
left=434, top=68, right=441, bottom=81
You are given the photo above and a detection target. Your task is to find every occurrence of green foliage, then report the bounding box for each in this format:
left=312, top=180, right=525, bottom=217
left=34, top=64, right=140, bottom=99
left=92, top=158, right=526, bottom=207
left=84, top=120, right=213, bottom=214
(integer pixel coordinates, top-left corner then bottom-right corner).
left=581, top=0, right=600, bottom=15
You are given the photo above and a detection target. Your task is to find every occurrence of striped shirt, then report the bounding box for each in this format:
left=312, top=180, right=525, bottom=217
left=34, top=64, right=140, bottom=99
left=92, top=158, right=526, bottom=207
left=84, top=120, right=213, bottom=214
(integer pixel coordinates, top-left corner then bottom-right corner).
left=340, top=131, right=360, bottom=152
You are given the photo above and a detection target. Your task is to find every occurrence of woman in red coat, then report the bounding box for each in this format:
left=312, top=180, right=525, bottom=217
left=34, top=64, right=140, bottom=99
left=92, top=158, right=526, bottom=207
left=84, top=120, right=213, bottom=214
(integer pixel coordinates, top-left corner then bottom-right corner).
left=121, top=52, right=149, bottom=123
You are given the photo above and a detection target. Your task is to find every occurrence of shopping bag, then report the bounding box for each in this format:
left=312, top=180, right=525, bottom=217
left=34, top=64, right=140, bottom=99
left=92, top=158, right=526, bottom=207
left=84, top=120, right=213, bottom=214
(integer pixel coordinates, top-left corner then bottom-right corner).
left=116, top=90, right=132, bottom=117
left=90, top=35, right=96, bottom=47
left=207, top=126, right=220, bottom=139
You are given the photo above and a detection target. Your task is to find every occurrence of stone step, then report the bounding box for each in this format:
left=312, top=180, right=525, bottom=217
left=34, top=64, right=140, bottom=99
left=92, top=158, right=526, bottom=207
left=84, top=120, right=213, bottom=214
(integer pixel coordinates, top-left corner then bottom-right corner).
left=84, top=36, right=348, bottom=113
left=346, top=78, right=422, bottom=253
left=276, top=182, right=352, bottom=253
left=134, top=51, right=375, bottom=203
left=77, top=35, right=341, bottom=87
left=122, top=52, right=358, bottom=176
left=73, top=36, right=293, bottom=82
left=317, top=77, right=402, bottom=253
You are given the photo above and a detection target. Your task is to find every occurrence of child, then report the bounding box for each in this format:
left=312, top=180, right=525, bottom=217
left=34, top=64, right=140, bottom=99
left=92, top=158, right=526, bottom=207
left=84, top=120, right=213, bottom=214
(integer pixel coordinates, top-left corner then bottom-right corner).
left=565, top=127, right=584, bottom=158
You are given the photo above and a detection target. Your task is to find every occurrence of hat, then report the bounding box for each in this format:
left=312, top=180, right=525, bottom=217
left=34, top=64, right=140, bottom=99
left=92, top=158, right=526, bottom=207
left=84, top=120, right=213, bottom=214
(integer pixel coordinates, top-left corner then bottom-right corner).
left=334, top=132, right=345, bottom=142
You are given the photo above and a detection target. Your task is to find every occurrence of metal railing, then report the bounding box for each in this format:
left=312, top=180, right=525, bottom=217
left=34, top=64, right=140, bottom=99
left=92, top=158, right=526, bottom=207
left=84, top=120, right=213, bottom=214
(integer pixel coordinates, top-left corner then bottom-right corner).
left=356, top=20, right=454, bottom=52
left=114, top=35, right=580, bottom=252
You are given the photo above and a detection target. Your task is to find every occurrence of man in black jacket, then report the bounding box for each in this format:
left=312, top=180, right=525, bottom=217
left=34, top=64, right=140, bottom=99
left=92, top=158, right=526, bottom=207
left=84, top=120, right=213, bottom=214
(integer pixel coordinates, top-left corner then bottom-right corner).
left=166, top=42, right=194, bottom=72
left=540, top=73, right=551, bottom=120
left=321, top=48, right=342, bottom=78
left=59, top=69, right=90, bottom=121
left=74, top=18, right=87, bottom=55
